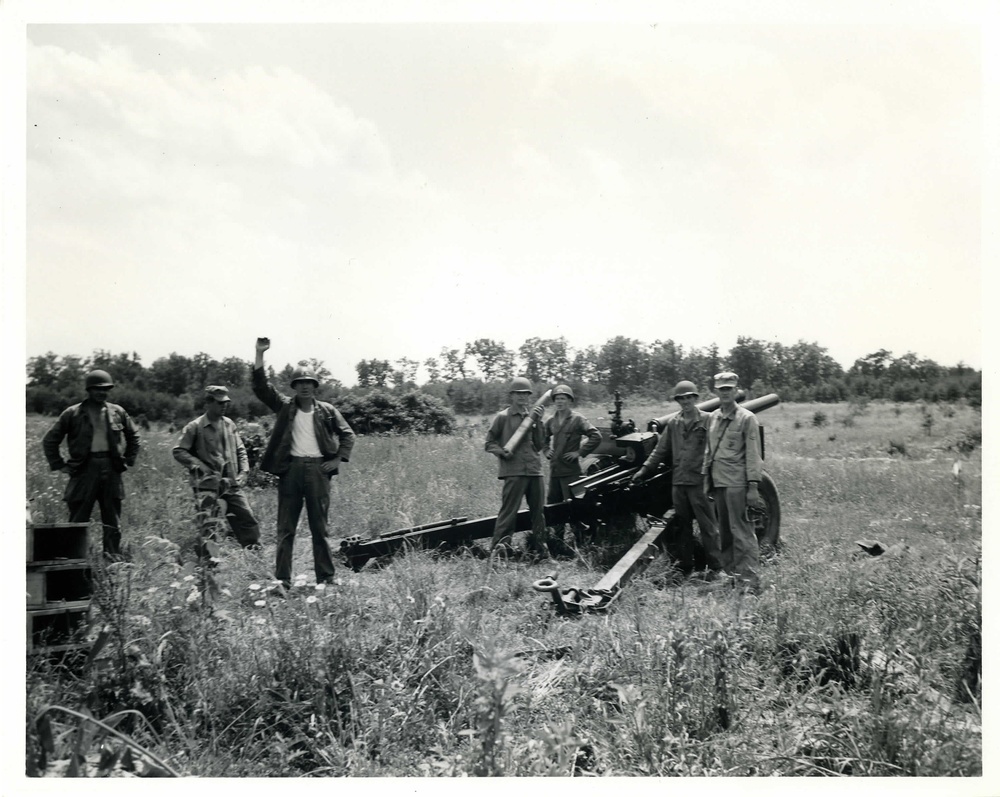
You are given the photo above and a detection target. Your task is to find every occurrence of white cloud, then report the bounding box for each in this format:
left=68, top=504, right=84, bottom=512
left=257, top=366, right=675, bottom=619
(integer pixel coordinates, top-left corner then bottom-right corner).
left=150, top=25, right=211, bottom=51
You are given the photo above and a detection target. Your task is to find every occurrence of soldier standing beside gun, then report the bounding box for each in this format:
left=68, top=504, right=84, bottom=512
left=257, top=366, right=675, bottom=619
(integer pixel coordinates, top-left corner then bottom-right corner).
left=253, top=338, right=356, bottom=589
left=543, top=384, right=602, bottom=549
left=486, top=377, right=550, bottom=559
left=703, top=371, right=764, bottom=594
left=42, top=370, right=141, bottom=559
left=631, top=380, right=723, bottom=575
left=172, top=386, right=261, bottom=560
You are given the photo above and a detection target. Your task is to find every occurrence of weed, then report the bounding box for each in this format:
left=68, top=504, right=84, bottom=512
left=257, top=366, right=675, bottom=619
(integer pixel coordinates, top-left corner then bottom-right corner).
left=23, top=405, right=981, bottom=777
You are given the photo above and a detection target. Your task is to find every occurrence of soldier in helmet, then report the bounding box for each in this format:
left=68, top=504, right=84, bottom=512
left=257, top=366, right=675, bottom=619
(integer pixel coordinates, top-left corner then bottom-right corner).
left=485, top=376, right=549, bottom=558
left=631, top=379, right=723, bottom=575
left=42, top=369, right=141, bottom=558
left=542, top=384, right=602, bottom=548
left=253, top=338, right=356, bottom=588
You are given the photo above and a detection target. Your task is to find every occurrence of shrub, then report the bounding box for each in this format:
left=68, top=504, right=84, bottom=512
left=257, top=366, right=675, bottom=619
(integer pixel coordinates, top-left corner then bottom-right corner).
left=812, top=411, right=828, bottom=428
left=334, top=391, right=455, bottom=435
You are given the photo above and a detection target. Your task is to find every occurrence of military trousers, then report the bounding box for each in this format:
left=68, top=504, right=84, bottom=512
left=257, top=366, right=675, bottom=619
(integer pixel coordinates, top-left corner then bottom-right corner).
left=673, top=484, right=723, bottom=571
left=712, top=486, right=760, bottom=590
left=275, top=458, right=336, bottom=586
left=491, top=475, right=547, bottom=550
left=65, top=454, right=123, bottom=557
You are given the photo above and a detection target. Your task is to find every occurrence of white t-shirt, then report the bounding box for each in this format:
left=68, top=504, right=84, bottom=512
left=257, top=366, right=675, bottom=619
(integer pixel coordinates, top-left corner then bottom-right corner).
left=290, top=408, right=323, bottom=457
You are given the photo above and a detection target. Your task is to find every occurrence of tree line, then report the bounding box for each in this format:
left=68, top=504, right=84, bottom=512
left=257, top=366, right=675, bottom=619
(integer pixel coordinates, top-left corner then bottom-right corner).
left=26, top=336, right=980, bottom=426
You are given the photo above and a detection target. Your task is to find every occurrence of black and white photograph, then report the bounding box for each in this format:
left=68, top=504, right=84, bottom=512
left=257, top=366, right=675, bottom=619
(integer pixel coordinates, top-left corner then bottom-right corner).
left=4, top=0, right=992, bottom=789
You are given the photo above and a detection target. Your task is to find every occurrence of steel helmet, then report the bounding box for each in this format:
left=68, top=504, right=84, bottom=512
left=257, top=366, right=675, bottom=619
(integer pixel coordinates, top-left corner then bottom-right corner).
left=508, top=376, right=533, bottom=393
left=290, top=367, right=320, bottom=387
left=85, top=370, right=115, bottom=389
left=552, top=384, right=575, bottom=401
left=672, top=380, right=698, bottom=399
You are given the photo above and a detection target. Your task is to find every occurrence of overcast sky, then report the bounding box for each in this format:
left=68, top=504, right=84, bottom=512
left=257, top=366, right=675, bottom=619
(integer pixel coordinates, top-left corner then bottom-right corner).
left=9, top=5, right=992, bottom=386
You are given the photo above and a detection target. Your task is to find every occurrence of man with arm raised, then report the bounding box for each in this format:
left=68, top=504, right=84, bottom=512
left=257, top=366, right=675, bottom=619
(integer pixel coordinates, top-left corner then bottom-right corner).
left=252, top=338, right=356, bottom=589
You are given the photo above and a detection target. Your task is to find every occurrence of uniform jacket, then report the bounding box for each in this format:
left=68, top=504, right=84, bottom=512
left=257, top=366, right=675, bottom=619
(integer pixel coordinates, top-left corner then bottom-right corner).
left=485, top=406, right=545, bottom=478
left=172, top=414, right=250, bottom=484
left=703, top=403, right=763, bottom=488
left=252, top=368, right=356, bottom=476
left=42, top=400, right=141, bottom=473
left=640, top=409, right=711, bottom=485
left=543, top=410, right=602, bottom=478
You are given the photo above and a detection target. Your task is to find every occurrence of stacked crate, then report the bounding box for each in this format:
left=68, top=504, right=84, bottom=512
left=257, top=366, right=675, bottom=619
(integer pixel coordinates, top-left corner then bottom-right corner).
left=26, top=523, right=93, bottom=654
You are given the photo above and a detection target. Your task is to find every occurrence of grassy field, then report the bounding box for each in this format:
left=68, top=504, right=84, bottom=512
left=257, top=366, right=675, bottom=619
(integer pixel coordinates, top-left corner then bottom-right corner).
left=24, top=399, right=982, bottom=778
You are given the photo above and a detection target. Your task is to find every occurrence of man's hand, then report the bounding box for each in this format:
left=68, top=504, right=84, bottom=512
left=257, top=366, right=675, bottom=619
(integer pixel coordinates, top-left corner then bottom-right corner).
left=235, top=472, right=247, bottom=488
left=530, top=405, right=545, bottom=421
left=747, top=483, right=764, bottom=509
left=256, top=337, right=271, bottom=353
left=630, top=470, right=645, bottom=485
left=703, top=476, right=712, bottom=497
left=499, top=447, right=513, bottom=460
left=543, top=448, right=553, bottom=460
left=60, top=464, right=74, bottom=475
left=561, top=451, right=580, bottom=464
left=321, top=457, right=342, bottom=474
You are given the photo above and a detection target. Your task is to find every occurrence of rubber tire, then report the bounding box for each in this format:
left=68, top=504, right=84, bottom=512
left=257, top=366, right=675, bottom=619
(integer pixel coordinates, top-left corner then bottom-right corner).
left=755, top=471, right=781, bottom=552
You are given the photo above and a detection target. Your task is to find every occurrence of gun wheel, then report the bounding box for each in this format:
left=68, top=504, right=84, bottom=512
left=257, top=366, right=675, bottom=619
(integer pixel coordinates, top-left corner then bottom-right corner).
left=754, top=471, right=781, bottom=554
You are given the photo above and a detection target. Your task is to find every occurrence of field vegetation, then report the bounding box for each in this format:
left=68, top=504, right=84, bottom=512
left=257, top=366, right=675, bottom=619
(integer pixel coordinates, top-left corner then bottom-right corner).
left=24, top=399, right=981, bottom=777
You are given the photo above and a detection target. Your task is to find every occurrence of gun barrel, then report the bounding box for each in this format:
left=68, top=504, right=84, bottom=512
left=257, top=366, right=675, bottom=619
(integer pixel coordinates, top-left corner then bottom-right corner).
left=654, top=392, right=780, bottom=428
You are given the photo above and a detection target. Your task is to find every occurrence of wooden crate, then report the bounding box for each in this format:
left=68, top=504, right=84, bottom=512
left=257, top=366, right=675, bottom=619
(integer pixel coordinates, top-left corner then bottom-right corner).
left=26, top=562, right=93, bottom=609
left=26, top=523, right=90, bottom=564
left=27, top=602, right=92, bottom=653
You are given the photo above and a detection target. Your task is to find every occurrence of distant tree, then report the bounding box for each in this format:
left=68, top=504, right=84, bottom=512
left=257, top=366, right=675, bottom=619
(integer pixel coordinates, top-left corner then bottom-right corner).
left=518, top=337, right=570, bottom=383
left=727, top=336, right=771, bottom=389
left=423, top=357, right=442, bottom=383
left=597, top=336, right=650, bottom=392
left=465, top=338, right=515, bottom=382
left=26, top=352, right=62, bottom=387
left=648, top=339, right=683, bottom=392
left=568, top=345, right=600, bottom=383
left=850, top=349, right=894, bottom=378
left=187, top=352, right=216, bottom=392
left=784, top=340, right=843, bottom=387
left=149, top=353, right=192, bottom=396
left=679, top=344, right=720, bottom=390
left=393, top=357, right=421, bottom=389
left=439, top=347, right=469, bottom=381
left=214, top=356, right=251, bottom=389
left=356, top=359, right=393, bottom=389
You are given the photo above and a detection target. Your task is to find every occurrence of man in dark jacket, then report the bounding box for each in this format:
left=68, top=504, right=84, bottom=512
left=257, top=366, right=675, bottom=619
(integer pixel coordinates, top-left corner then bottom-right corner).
left=543, top=384, right=602, bottom=546
left=42, top=369, right=141, bottom=558
left=252, top=338, right=356, bottom=588
left=485, top=377, right=548, bottom=558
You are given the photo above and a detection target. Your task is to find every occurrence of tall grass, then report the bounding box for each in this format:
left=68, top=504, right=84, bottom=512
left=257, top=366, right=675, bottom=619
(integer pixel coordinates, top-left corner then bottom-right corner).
left=24, top=400, right=981, bottom=777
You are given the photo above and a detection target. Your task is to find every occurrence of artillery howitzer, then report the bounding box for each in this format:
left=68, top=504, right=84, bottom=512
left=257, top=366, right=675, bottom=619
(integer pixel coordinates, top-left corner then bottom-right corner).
left=340, top=392, right=782, bottom=589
